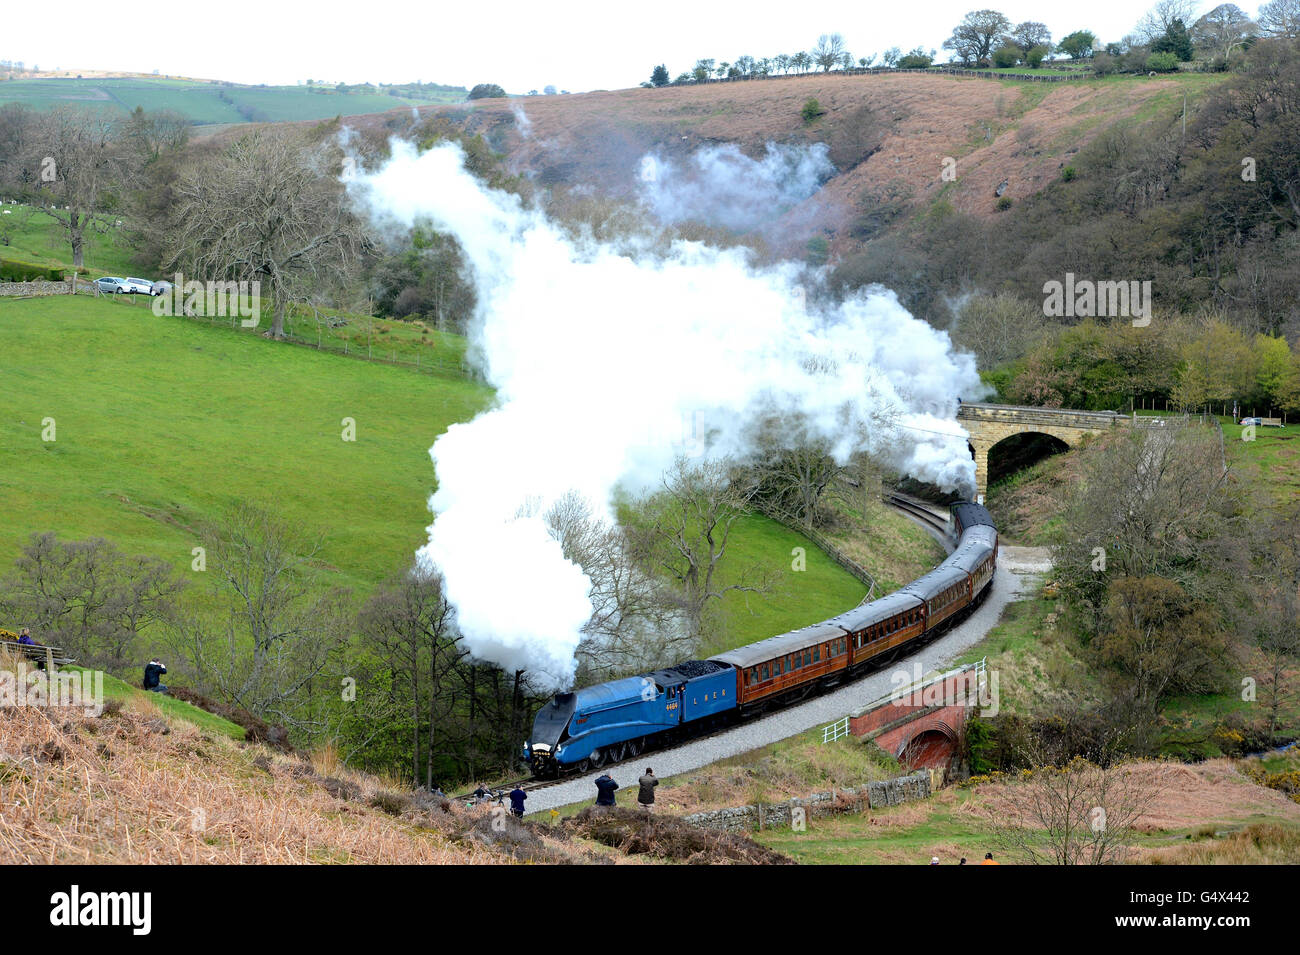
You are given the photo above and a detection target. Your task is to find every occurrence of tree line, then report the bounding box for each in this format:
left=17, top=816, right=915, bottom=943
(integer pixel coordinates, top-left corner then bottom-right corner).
left=647, top=2, right=1300, bottom=87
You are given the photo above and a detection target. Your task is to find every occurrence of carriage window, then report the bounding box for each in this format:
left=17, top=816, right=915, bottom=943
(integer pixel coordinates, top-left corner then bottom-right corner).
left=794, top=653, right=802, bottom=670
left=813, top=646, right=820, bottom=662
left=786, top=655, right=792, bottom=672
left=761, top=663, right=769, bottom=680
left=804, top=650, right=812, bottom=666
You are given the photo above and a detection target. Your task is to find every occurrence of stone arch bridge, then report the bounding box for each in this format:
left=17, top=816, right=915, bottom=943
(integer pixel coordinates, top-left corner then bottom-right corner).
left=957, top=402, right=1133, bottom=502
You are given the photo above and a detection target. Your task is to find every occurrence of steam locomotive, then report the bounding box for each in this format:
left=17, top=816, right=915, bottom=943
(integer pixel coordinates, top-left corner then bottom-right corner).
left=523, top=501, right=997, bottom=779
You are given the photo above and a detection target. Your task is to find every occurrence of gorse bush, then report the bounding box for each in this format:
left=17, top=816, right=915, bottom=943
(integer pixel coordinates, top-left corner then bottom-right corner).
left=801, top=98, right=826, bottom=123
left=1146, top=51, right=1179, bottom=73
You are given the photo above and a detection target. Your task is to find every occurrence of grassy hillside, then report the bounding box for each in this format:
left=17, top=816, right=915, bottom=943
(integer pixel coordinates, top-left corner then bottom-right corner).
left=0, top=205, right=138, bottom=277
left=0, top=295, right=490, bottom=590
left=704, top=513, right=868, bottom=655
left=0, top=76, right=465, bottom=125
left=373, top=70, right=1231, bottom=261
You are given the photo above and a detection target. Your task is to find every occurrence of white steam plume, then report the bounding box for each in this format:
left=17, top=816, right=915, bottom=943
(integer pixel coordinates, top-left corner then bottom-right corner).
left=509, top=100, right=533, bottom=139
left=348, top=140, right=980, bottom=690
left=638, top=142, right=834, bottom=233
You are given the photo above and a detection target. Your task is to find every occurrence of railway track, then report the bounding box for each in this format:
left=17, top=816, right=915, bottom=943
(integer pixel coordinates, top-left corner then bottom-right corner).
left=882, top=490, right=952, bottom=537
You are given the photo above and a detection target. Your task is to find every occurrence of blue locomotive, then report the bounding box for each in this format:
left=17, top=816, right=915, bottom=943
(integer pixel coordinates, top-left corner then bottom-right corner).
left=523, top=660, right=735, bottom=777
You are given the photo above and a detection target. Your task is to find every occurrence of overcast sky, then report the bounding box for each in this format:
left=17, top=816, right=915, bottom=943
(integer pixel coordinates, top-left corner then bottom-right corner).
left=3, top=1, right=1263, bottom=93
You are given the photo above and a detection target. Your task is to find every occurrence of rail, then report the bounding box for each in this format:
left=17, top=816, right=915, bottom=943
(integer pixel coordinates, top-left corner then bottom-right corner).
left=821, top=716, right=850, bottom=744
left=881, top=491, right=951, bottom=537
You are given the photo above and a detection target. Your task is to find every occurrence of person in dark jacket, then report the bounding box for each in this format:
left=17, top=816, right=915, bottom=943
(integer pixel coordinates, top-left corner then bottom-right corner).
left=17, top=628, right=38, bottom=646
left=594, top=773, right=619, bottom=807
left=143, top=658, right=168, bottom=693
left=509, top=785, right=527, bottom=818
left=637, top=768, right=658, bottom=812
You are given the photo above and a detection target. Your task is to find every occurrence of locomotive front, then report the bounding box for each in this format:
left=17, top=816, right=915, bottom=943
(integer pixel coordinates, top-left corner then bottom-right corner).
left=523, top=692, right=576, bottom=779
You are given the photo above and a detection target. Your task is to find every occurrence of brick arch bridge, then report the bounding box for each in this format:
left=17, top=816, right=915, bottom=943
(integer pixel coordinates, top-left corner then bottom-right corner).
left=848, top=664, right=987, bottom=770
left=957, top=402, right=1132, bottom=502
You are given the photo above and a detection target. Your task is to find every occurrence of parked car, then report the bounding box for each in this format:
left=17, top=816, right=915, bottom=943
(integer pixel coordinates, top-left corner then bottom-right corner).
left=1240, top=417, right=1262, bottom=426
left=94, top=277, right=131, bottom=294
left=150, top=279, right=173, bottom=296
left=122, top=277, right=157, bottom=295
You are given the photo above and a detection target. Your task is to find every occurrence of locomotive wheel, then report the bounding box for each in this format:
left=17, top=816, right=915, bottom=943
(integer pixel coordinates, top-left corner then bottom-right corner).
left=576, top=758, right=591, bottom=773
left=627, top=738, right=643, bottom=757
left=589, top=748, right=605, bottom=768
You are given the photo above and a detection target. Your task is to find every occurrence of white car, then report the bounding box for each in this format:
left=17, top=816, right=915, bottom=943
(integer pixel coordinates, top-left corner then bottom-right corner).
left=123, top=277, right=158, bottom=295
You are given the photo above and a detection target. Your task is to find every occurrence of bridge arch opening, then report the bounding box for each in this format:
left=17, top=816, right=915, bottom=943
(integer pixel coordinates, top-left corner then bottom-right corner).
left=898, top=727, right=957, bottom=769
left=987, top=431, right=1070, bottom=489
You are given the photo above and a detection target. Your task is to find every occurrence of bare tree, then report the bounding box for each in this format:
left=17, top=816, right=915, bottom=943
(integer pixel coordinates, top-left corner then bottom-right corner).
left=749, top=438, right=843, bottom=530
left=0, top=103, right=39, bottom=193
left=1259, top=0, right=1300, bottom=38
left=949, top=291, right=1048, bottom=369
left=1243, top=502, right=1300, bottom=740
left=1253, top=588, right=1300, bottom=740
left=0, top=533, right=183, bottom=668
left=942, top=9, right=1013, bottom=66
left=542, top=493, right=691, bottom=681
left=1192, top=3, right=1259, bottom=58
left=357, top=566, right=467, bottom=788
left=1010, top=21, right=1053, bottom=54
left=30, top=107, right=125, bottom=269
left=164, top=128, right=364, bottom=338
left=1135, top=0, right=1203, bottom=43
left=630, top=459, right=768, bottom=640
left=812, top=34, right=848, bottom=72
left=121, top=106, right=191, bottom=167
left=1053, top=426, right=1240, bottom=623
left=990, top=755, right=1162, bottom=864
left=169, top=502, right=350, bottom=721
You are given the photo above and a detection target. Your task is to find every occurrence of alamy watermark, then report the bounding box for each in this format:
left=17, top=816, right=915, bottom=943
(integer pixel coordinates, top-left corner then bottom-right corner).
left=1, top=663, right=104, bottom=717
left=1042, top=273, right=1152, bottom=327
left=151, top=273, right=261, bottom=328
left=888, top=661, right=999, bottom=717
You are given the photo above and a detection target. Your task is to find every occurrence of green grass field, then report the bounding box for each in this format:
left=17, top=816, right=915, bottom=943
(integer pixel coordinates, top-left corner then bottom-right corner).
left=0, top=294, right=491, bottom=591
left=1, top=205, right=139, bottom=277
left=702, top=513, right=868, bottom=656
left=0, top=77, right=465, bottom=125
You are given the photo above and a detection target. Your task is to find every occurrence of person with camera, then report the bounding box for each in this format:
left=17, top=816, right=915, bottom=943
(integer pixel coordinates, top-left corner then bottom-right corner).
left=143, top=657, right=169, bottom=694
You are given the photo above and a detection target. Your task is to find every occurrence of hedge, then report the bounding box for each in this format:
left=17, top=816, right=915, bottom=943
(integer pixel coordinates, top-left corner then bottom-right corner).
left=0, top=259, right=65, bottom=282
